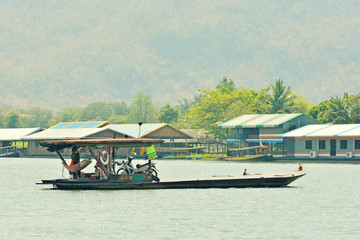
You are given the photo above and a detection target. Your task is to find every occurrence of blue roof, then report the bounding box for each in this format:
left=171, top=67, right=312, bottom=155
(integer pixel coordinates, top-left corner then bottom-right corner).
left=81, top=122, right=106, bottom=128
left=64, top=122, right=89, bottom=128
left=49, top=121, right=109, bottom=129
left=51, top=122, right=72, bottom=129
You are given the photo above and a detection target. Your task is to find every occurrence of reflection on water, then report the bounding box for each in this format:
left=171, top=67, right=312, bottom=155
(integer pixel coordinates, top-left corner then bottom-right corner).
left=0, top=158, right=359, bottom=239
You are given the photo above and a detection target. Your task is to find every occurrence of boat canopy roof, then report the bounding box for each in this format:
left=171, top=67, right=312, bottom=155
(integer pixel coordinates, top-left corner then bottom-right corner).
left=39, top=138, right=164, bottom=152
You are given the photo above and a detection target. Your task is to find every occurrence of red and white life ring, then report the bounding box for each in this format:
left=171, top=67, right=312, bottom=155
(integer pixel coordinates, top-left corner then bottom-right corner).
left=99, top=150, right=109, bottom=165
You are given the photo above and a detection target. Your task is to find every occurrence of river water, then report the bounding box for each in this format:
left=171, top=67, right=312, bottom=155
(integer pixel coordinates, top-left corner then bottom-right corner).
left=0, top=158, right=359, bottom=239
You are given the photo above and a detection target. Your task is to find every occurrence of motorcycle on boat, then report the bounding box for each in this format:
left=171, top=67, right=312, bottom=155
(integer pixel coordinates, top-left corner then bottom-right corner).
left=112, top=153, right=160, bottom=182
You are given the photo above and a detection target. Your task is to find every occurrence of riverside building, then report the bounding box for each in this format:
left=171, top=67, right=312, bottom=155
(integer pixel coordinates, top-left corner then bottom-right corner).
left=281, top=124, right=360, bottom=160
left=219, top=113, right=320, bottom=156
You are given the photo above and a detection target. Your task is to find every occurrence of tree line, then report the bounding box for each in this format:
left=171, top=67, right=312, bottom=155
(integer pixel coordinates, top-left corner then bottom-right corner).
left=1, top=77, right=360, bottom=140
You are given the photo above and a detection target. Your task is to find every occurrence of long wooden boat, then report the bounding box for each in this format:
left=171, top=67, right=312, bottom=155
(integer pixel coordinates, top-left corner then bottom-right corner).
left=216, top=154, right=273, bottom=162
left=37, top=138, right=306, bottom=190
left=39, top=170, right=306, bottom=190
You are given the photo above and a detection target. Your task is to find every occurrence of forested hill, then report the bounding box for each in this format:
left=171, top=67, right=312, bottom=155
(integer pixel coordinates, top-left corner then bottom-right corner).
left=0, top=1, right=359, bottom=109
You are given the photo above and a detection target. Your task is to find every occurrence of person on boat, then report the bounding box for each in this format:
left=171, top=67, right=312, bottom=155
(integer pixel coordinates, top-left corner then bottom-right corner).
left=70, top=146, right=80, bottom=178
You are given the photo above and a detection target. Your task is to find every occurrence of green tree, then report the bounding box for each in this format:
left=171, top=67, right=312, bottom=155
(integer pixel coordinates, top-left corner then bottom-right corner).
left=0, top=106, right=13, bottom=127
left=49, top=107, right=83, bottom=126
left=289, top=93, right=313, bottom=114
left=81, top=101, right=113, bottom=121
left=320, top=93, right=360, bottom=124
left=177, top=98, right=194, bottom=115
left=111, top=101, right=130, bottom=116
left=62, top=107, right=83, bottom=122
left=20, top=107, right=53, bottom=128
left=159, top=103, right=180, bottom=123
left=0, top=107, right=3, bottom=127
left=216, top=76, right=236, bottom=93
left=346, top=94, right=360, bottom=123
left=4, top=110, right=20, bottom=128
left=307, top=100, right=329, bottom=121
left=244, top=87, right=272, bottom=114
left=185, top=88, right=256, bottom=139
left=266, top=79, right=294, bottom=113
left=129, top=93, right=158, bottom=123
left=108, top=115, right=130, bottom=124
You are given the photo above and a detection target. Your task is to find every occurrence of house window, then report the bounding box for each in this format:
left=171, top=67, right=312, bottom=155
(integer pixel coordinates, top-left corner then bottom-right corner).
left=319, top=140, right=326, bottom=150
left=305, top=140, right=312, bottom=150
left=355, top=140, right=360, bottom=149
left=340, top=140, right=347, bottom=150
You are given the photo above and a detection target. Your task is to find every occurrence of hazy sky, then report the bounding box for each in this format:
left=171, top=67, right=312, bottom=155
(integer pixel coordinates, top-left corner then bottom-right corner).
left=0, top=0, right=359, bottom=108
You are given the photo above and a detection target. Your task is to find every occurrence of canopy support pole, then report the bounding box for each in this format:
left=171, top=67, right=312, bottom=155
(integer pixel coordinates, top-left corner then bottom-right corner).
left=88, top=147, right=110, bottom=178
left=55, top=149, right=68, bottom=166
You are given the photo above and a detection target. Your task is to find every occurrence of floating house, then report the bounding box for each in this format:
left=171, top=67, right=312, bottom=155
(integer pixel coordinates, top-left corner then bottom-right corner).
left=20, top=122, right=193, bottom=157
left=0, top=128, right=44, bottom=156
left=22, top=121, right=118, bottom=157
left=22, top=127, right=124, bottom=157
left=179, top=129, right=224, bottom=155
left=219, top=113, right=320, bottom=155
left=281, top=124, right=360, bottom=160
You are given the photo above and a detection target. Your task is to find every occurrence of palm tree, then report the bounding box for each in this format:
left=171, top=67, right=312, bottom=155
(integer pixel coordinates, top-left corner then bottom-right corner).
left=321, top=95, right=350, bottom=123
left=266, top=79, right=293, bottom=113
left=344, top=94, right=360, bottom=123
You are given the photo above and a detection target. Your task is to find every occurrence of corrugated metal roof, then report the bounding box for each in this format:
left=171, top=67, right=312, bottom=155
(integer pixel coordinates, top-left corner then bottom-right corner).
left=107, top=123, right=166, bottom=138
left=19, top=123, right=192, bottom=140
left=0, top=128, right=44, bottom=141
left=281, top=124, right=360, bottom=137
left=310, top=124, right=360, bottom=137
left=338, top=125, right=360, bottom=136
left=22, top=128, right=114, bottom=140
left=280, top=125, right=330, bottom=137
left=107, top=123, right=193, bottom=139
left=49, top=121, right=110, bottom=129
left=219, top=113, right=303, bottom=128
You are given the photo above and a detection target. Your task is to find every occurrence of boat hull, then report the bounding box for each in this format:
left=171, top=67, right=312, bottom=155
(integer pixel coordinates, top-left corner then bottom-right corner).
left=47, top=170, right=306, bottom=190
